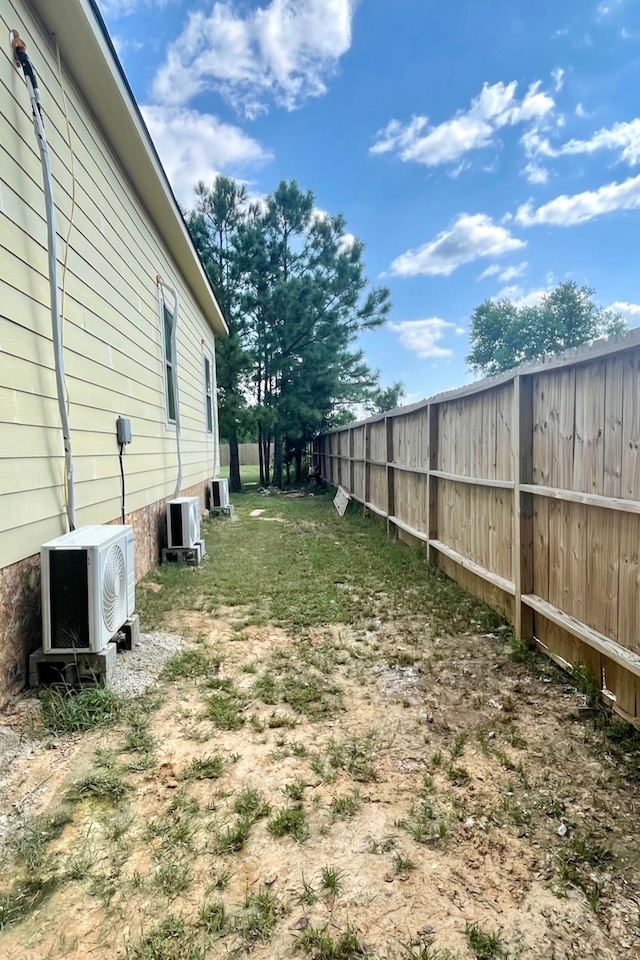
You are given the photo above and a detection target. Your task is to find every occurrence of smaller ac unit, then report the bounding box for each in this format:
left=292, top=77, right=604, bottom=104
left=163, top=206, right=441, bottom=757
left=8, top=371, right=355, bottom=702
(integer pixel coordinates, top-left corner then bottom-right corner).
left=166, top=496, right=201, bottom=548
left=209, top=478, right=230, bottom=510
left=41, top=525, right=135, bottom=653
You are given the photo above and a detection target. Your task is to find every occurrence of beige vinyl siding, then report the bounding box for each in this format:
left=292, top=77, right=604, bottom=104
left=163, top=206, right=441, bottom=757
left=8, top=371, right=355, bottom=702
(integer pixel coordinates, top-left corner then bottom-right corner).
left=0, top=0, right=220, bottom=568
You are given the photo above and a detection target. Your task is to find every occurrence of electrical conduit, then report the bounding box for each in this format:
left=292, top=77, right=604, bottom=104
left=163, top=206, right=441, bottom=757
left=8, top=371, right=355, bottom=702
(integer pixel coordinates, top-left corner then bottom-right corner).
left=11, top=31, right=76, bottom=530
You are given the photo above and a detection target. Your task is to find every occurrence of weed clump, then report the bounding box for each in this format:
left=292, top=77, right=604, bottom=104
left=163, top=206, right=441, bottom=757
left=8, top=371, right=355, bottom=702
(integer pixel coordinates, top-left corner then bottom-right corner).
left=180, top=755, right=224, bottom=781
left=311, top=733, right=377, bottom=783
left=296, top=924, right=370, bottom=958
left=41, top=686, right=123, bottom=733
left=0, top=877, right=61, bottom=932
left=124, top=914, right=204, bottom=960
left=465, top=922, right=507, bottom=959
left=233, top=787, right=271, bottom=823
left=161, top=649, right=218, bottom=681
left=267, top=806, right=309, bottom=842
left=69, top=768, right=129, bottom=804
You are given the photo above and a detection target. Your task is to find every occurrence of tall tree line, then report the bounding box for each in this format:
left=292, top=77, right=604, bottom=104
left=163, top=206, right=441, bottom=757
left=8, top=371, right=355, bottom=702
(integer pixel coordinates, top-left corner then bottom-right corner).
left=187, top=176, right=393, bottom=490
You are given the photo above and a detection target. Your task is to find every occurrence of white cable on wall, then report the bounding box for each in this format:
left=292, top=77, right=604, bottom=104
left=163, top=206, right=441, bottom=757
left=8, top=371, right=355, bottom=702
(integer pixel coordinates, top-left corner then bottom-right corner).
left=12, top=31, right=76, bottom=531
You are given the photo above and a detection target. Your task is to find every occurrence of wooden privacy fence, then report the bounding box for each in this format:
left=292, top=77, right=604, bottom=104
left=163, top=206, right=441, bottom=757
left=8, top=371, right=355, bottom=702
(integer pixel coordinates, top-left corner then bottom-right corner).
left=219, top=443, right=261, bottom=467
left=314, top=330, right=640, bottom=726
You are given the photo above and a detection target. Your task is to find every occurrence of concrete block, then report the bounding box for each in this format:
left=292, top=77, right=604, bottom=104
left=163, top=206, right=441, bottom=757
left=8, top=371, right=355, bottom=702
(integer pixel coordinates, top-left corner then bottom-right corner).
left=117, top=614, right=140, bottom=652
left=29, top=643, right=117, bottom=690
left=209, top=505, right=234, bottom=519
left=162, top=545, right=200, bottom=566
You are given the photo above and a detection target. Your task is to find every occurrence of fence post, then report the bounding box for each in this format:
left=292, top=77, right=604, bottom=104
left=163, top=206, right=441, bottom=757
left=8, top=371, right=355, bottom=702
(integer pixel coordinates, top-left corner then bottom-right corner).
left=386, top=416, right=395, bottom=536
left=513, top=375, right=534, bottom=643
left=427, top=403, right=439, bottom=566
left=364, top=422, right=371, bottom=511
left=349, top=427, right=355, bottom=494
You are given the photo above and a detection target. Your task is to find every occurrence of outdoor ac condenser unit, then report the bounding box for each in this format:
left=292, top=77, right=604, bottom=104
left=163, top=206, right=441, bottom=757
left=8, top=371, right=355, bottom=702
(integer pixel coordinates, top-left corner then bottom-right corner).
left=209, top=478, right=230, bottom=509
left=166, top=496, right=201, bottom=548
left=41, top=525, right=135, bottom=653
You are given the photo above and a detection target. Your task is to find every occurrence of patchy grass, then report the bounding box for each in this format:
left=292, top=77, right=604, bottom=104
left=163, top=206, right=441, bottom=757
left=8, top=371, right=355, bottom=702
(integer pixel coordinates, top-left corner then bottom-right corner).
left=14, top=810, right=72, bottom=871
left=267, top=806, right=309, bottom=842
left=180, top=754, right=225, bottom=781
left=330, top=790, right=362, bottom=820
left=465, top=922, right=508, bottom=959
left=213, top=819, right=252, bottom=855
left=202, top=681, right=248, bottom=730
left=0, top=878, right=61, bottom=933
left=68, top=768, right=129, bottom=804
left=137, top=490, right=504, bottom=637
left=3, top=488, right=640, bottom=960
left=311, top=733, right=377, bottom=783
left=123, top=915, right=204, bottom=960
left=40, top=687, right=123, bottom=733
left=320, top=865, right=345, bottom=897
left=161, top=649, right=218, bottom=682
left=296, top=924, right=371, bottom=959
left=396, top=800, right=448, bottom=846
left=238, top=884, right=287, bottom=946
left=233, top=787, right=271, bottom=823
left=197, top=900, right=228, bottom=936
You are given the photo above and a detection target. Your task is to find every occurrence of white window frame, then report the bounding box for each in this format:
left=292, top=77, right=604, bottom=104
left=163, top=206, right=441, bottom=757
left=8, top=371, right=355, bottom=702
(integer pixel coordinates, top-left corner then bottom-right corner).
left=161, top=297, right=177, bottom=427
left=204, top=349, right=214, bottom=435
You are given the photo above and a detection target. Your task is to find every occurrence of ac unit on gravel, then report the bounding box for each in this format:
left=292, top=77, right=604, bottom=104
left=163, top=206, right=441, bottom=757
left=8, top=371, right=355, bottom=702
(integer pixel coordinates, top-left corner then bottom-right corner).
left=166, top=496, right=200, bottom=548
left=209, top=478, right=230, bottom=509
left=41, top=525, right=135, bottom=653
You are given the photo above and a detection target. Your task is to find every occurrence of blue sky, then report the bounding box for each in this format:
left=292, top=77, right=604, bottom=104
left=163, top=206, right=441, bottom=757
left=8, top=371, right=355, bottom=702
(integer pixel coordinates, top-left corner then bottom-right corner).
left=99, top=0, right=640, bottom=403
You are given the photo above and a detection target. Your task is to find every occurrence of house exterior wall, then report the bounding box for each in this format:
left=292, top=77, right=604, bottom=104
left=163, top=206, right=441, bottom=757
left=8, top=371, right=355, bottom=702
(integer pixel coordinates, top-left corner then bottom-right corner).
left=0, top=0, right=221, bottom=704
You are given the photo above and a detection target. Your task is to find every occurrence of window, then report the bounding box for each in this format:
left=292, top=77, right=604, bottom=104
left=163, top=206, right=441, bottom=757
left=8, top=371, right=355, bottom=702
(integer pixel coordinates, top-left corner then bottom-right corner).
left=163, top=302, right=176, bottom=423
left=204, top=355, right=213, bottom=433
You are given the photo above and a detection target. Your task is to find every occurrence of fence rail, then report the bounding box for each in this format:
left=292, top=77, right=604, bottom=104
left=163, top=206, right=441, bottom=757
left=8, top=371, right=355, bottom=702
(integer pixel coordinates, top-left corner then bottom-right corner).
left=315, top=330, right=640, bottom=726
left=219, top=443, right=261, bottom=467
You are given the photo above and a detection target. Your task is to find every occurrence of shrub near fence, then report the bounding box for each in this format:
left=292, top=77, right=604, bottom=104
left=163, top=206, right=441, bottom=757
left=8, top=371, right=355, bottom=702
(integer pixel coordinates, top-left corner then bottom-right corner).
left=315, top=330, right=640, bottom=726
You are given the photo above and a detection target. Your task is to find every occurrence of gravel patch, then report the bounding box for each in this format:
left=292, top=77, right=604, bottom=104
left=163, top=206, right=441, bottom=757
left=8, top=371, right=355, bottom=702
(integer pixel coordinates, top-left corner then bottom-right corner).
left=376, top=663, right=422, bottom=704
left=110, top=632, right=187, bottom=698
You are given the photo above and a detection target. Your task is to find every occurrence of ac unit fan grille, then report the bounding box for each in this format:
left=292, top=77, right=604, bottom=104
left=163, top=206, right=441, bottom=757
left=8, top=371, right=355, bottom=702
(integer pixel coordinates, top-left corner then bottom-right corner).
left=49, top=550, right=89, bottom=649
left=102, top=543, right=126, bottom=634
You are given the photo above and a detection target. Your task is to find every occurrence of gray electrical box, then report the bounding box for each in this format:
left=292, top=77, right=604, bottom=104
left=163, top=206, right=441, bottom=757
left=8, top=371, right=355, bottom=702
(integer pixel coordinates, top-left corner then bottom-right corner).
left=116, top=417, right=132, bottom=445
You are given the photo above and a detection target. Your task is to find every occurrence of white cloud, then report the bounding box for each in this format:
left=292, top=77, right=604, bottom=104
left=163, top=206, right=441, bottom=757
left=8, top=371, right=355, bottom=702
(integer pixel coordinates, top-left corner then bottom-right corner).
left=495, top=284, right=549, bottom=308
left=610, top=301, right=640, bottom=321
left=478, top=264, right=501, bottom=280
left=390, top=319, right=454, bottom=358
left=551, top=67, right=565, bottom=92
left=547, top=118, right=640, bottom=165
left=500, top=262, right=528, bottom=282
left=400, top=391, right=425, bottom=406
left=523, top=161, right=550, bottom=184
left=575, top=103, right=588, bottom=118
left=370, top=80, right=555, bottom=169
left=111, top=35, right=143, bottom=58
left=390, top=213, right=525, bottom=277
left=516, top=173, right=640, bottom=227
left=98, top=0, right=169, bottom=17
left=455, top=326, right=466, bottom=335
left=152, top=0, right=356, bottom=117
left=597, top=1, right=622, bottom=18
left=141, top=105, right=272, bottom=205
left=479, top=261, right=528, bottom=282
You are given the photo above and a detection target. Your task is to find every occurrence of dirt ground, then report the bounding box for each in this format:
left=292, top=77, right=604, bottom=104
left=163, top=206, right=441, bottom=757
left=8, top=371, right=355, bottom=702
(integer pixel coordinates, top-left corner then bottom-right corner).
left=1, top=494, right=639, bottom=960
